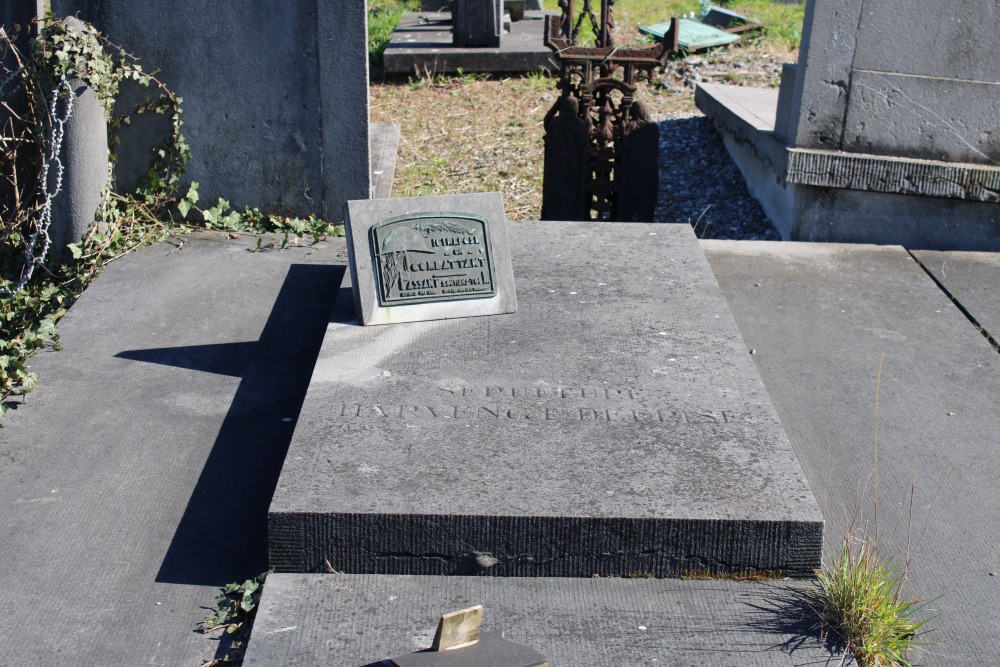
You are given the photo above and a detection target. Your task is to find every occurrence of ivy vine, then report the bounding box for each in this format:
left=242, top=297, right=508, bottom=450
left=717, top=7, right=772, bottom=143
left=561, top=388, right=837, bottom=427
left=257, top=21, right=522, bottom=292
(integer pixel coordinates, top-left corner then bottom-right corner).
left=0, top=16, right=341, bottom=420
left=1, top=15, right=191, bottom=414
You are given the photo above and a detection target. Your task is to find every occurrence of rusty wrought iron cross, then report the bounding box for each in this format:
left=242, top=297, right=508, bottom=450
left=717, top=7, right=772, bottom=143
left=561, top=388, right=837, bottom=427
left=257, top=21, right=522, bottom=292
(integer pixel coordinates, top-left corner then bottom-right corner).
left=542, top=1, right=678, bottom=222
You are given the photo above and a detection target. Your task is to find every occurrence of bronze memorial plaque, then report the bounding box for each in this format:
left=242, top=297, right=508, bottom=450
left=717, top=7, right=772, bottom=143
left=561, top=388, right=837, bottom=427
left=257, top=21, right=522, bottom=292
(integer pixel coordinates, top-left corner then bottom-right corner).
left=370, top=213, right=497, bottom=306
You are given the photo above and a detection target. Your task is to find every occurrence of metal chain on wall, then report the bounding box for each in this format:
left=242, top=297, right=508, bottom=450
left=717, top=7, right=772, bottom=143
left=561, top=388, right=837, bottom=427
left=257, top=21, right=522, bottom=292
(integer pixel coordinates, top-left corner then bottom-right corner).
left=1, top=73, right=73, bottom=296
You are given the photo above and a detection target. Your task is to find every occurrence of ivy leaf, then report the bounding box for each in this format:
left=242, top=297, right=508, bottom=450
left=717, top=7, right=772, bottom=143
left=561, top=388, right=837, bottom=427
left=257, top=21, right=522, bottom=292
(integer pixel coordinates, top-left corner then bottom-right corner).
left=184, top=182, right=199, bottom=205
left=36, top=319, right=58, bottom=339
left=68, top=242, right=83, bottom=259
left=176, top=198, right=191, bottom=218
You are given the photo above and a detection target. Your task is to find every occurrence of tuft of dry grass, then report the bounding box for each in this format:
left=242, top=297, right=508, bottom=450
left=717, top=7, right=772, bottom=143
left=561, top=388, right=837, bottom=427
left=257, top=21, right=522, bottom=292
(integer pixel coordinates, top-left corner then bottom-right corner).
left=812, top=530, right=932, bottom=667
left=371, top=73, right=555, bottom=220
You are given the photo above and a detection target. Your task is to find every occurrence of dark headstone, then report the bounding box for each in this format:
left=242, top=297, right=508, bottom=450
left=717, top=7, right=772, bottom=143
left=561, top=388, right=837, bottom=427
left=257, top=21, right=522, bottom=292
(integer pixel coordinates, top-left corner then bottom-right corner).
left=453, top=0, right=503, bottom=48
left=505, top=1, right=525, bottom=22
left=49, top=0, right=371, bottom=220
left=541, top=96, right=590, bottom=221
left=615, top=100, right=659, bottom=223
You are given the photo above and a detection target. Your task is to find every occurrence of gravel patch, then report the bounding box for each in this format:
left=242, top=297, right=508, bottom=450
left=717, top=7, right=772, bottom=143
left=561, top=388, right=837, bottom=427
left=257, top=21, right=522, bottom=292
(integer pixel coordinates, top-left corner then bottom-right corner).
left=650, top=49, right=786, bottom=240
left=659, top=51, right=787, bottom=92
left=655, top=114, right=779, bottom=240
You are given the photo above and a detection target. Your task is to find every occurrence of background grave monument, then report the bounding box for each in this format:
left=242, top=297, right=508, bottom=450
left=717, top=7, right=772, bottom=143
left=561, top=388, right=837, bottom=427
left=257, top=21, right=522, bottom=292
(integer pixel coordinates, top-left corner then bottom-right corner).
left=383, top=1, right=556, bottom=74
left=452, top=0, right=504, bottom=48
left=697, top=0, right=1000, bottom=250
left=43, top=0, right=371, bottom=219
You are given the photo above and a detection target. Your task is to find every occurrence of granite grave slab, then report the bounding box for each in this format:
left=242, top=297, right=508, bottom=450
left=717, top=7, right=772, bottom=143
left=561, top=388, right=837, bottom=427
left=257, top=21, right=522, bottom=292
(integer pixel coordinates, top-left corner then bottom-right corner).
left=269, top=221, right=822, bottom=577
left=702, top=239, right=1000, bottom=663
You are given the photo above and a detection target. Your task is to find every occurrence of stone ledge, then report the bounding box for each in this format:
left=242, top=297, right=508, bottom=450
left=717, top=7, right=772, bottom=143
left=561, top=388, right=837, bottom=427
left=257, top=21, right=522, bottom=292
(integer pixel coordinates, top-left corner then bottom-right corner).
left=786, top=148, right=1000, bottom=203
left=243, top=574, right=843, bottom=666
left=696, top=82, right=1000, bottom=203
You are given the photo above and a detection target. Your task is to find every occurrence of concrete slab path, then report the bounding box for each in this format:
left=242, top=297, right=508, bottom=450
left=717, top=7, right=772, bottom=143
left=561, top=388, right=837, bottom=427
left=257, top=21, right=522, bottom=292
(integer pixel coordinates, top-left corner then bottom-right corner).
left=4, top=231, right=1000, bottom=665
left=912, top=249, right=1000, bottom=344
left=0, top=232, right=344, bottom=665
left=704, top=240, right=1000, bottom=665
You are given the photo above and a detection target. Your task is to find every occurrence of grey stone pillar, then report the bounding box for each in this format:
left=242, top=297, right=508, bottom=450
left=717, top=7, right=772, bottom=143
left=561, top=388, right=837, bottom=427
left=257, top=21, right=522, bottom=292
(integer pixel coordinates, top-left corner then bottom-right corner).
left=49, top=78, right=109, bottom=263
left=50, top=17, right=109, bottom=264
left=775, top=0, right=999, bottom=165
left=453, top=0, right=503, bottom=48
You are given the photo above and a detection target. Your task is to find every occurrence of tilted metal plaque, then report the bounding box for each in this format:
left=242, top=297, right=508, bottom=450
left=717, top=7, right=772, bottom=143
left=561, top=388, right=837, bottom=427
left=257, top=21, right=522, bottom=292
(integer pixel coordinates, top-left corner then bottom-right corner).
left=370, top=213, right=497, bottom=306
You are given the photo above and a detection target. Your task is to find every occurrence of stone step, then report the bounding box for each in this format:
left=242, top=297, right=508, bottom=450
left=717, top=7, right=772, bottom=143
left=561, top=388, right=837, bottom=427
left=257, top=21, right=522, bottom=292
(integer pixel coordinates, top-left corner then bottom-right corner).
left=267, top=222, right=823, bottom=578
left=370, top=123, right=401, bottom=200
left=243, top=573, right=843, bottom=666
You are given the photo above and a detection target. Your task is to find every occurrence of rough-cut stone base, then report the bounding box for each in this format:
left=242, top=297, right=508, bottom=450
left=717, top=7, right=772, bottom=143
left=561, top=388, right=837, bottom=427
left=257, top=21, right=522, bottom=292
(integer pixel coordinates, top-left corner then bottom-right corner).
left=268, top=221, right=822, bottom=578
left=696, top=82, right=1000, bottom=251
left=384, top=11, right=557, bottom=74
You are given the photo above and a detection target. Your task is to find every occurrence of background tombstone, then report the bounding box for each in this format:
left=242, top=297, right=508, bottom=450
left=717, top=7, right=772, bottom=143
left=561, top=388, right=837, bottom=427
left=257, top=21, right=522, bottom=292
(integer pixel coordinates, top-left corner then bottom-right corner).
left=452, top=0, right=504, bottom=48
left=47, top=0, right=371, bottom=220
left=697, top=0, right=1000, bottom=250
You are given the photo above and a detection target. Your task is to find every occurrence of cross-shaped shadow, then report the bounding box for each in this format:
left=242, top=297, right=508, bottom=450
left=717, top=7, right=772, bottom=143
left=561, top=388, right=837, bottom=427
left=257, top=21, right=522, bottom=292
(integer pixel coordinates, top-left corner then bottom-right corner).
left=116, top=263, right=345, bottom=586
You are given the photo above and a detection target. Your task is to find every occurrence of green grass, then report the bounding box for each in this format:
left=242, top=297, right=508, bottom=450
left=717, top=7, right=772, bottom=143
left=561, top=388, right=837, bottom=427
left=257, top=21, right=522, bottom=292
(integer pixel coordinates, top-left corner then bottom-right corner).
left=367, top=0, right=803, bottom=55
left=729, top=0, right=804, bottom=51
left=368, top=0, right=421, bottom=65
left=813, top=533, right=932, bottom=666
left=543, top=0, right=804, bottom=52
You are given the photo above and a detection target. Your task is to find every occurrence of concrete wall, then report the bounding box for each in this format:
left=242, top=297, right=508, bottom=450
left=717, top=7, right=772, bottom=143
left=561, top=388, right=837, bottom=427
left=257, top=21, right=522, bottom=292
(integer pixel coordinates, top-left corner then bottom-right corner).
left=49, top=0, right=370, bottom=220
left=777, top=0, right=1000, bottom=165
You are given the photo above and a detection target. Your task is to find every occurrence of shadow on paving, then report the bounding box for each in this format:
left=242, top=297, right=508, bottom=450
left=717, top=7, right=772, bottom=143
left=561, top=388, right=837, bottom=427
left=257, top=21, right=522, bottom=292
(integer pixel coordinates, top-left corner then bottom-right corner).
left=741, top=583, right=848, bottom=660
left=116, top=263, right=345, bottom=586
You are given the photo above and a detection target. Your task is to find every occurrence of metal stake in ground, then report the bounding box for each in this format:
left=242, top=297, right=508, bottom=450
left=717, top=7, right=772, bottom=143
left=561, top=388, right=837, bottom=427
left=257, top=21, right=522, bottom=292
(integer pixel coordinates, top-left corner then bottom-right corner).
left=541, top=0, right=676, bottom=222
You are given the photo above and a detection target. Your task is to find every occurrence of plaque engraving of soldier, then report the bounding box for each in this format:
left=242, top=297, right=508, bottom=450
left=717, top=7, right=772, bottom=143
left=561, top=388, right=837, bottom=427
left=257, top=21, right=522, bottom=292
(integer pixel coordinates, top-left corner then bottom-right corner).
left=371, top=213, right=496, bottom=306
